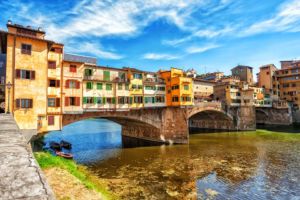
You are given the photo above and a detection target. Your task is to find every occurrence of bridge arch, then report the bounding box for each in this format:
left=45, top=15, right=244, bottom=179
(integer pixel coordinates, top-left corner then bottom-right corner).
left=255, top=108, right=269, bottom=125
left=188, top=108, right=235, bottom=131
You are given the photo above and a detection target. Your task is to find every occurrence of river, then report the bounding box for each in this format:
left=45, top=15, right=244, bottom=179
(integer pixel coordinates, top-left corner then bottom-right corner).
left=33, top=118, right=300, bottom=200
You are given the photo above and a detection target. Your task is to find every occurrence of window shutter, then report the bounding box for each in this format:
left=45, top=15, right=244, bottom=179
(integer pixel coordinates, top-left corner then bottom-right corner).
left=56, top=98, right=60, bottom=107
left=94, top=97, right=97, bottom=104
left=83, top=97, right=87, bottom=104
left=130, top=97, right=133, bottom=104
left=102, top=97, right=106, bottom=104
left=16, top=99, right=20, bottom=108
left=48, top=116, right=54, bottom=126
left=76, top=97, right=80, bottom=106
left=65, top=80, right=69, bottom=88
left=31, top=71, right=35, bottom=80
left=112, top=97, right=116, bottom=104
left=76, top=81, right=80, bottom=89
left=65, top=97, right=69, bottom=106
left=29, top=99, right=33, bottom=108
left=16, top=69, right=21, bottom=79
left=56, top=80, right=60, bottom=87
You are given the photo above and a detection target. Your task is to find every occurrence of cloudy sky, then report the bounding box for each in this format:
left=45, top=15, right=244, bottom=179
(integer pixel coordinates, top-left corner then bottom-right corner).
left=0, top=0, right=300, bottom=75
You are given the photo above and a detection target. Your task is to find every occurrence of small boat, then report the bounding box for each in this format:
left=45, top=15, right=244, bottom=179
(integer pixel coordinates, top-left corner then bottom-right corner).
left=49, top=141, right=61, bottom=151
left=60, top=140, right=72, bottom=149
left=56, top=151, right=73, bottom=159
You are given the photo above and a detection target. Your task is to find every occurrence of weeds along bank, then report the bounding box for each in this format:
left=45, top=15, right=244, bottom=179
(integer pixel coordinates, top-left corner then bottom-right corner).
left=34, top=152, right=117, bottom=200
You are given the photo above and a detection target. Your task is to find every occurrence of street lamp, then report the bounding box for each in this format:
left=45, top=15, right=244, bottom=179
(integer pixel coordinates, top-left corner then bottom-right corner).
left=6, top=81, right=12, bottom=114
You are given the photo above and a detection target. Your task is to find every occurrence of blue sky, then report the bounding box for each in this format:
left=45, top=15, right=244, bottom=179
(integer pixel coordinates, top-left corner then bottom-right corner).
left=0, top=0, right=300, bottom=76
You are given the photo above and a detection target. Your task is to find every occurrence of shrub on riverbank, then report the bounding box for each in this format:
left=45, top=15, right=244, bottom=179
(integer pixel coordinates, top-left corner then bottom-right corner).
left=34, top=152, right=116, bottom=200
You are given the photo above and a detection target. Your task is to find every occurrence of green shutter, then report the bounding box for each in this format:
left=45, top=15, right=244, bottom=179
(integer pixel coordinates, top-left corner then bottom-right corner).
left=106, top=84, right=112, bottom=91
left=83, top=97, right=87, bottom=104
left=97, top=83, right=102, bottom=90
left=145, top=97, right=148, bottom=103
left=130, top=97, right=133, bottom=104
left=94, top=97, right=97, bottom=104
left=104, top=71, right=110, bottom=81
left=152, top=97, right=155, bottom=103
left=112, top=97, right=116, bottom=104
left=102, top=97, right=106, bottom=104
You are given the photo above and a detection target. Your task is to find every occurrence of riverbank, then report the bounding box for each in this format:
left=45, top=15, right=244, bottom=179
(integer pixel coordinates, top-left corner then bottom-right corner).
left=34, top=152, right=117, bottom=200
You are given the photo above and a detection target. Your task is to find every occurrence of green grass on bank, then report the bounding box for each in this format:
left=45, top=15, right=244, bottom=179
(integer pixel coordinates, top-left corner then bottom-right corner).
left=34, top=152, right=117, bottom=200
left=254, top=129, right=300, bottom=141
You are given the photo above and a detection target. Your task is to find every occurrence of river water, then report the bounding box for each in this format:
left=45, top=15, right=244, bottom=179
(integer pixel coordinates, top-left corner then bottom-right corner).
left=34, top=118, right=300, bottom=200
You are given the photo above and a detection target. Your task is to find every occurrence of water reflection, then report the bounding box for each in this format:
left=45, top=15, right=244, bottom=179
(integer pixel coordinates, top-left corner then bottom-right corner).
left=35, top=118, right=300, bottom=199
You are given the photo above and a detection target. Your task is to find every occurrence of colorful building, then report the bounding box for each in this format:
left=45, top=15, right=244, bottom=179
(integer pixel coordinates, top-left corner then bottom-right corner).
left=272, top=60, right=300, bottom=109
left=124, top=68, right=144, bottom=109
left=143, top=72, right=166, bottom=107
left=193, top=79, right=215, bottom=102
left=159, top=68, right=193, bottom=106
left=231, top=65, right=253, bottom=84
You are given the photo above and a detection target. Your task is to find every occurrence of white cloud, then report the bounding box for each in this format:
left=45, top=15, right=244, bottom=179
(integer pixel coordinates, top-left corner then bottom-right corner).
left=67, top=42, right=123, bottom=60
left=185, top=44, right=220, bottom=54
left=241, top=0, right=300, bottom=36
left=143, top=53, right=180, bottom=60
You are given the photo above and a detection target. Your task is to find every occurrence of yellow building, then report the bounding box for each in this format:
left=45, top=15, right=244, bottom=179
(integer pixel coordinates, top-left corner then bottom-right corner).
left=159, top=68, right=193, bottom=106
left=124, top=68, right=144, bottom=108
left=4, top=21, right=64, bottom=132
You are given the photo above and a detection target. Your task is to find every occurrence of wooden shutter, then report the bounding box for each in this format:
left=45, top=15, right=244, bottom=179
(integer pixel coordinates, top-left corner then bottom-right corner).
left=16, top=99, right=20, bottom=108
left=76, top=97, right=80, bottom=106
left=30, top=71, right=35, bottom=80
left=48, top=116, right=54, bottom=125
left=56, top=80, right=60, bottom=87
left=16, top=69, right=21, bottom=79
left=65, top=97, right=69, bottom=106
left=76, top=81, right=80, bottom=89
left=65, top=80, right=69, bottom=88
left=29, top=99, right=33, bottom=108
left=56, top=98, right=60, bottom=107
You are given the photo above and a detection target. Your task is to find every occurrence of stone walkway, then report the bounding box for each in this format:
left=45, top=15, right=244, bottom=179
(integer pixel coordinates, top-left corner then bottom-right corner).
left=0, top=114, right=55, bottom=200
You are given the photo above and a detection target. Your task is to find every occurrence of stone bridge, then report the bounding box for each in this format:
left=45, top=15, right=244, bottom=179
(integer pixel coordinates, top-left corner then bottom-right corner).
left=62, top=102, right=262, bottom=144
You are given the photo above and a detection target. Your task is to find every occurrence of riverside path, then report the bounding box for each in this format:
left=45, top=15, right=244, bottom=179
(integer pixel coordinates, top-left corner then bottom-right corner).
left=0, top=114, right=55, bottom=200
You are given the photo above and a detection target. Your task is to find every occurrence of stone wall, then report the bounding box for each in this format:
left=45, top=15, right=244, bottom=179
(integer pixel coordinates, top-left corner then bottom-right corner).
left=256, top=107, right=292, bottom=125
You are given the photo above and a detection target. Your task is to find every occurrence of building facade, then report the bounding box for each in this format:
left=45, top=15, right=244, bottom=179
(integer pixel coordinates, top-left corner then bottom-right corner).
left=231, top=65, right=253, bottom=84
left=159, top=68, right=193, bottom=106
left=272, top=60, right=300, bottom=109
left=196, top=72, right=224, bottom=82
left=257, top=64, right=277, bottom=92
left=143, top=72, right=166, bottom=107
left=193, top=79, right=215, bottom=102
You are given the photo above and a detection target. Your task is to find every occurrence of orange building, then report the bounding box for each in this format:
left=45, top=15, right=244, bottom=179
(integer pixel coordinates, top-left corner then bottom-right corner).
left=159, top=68, right=193, bottom=106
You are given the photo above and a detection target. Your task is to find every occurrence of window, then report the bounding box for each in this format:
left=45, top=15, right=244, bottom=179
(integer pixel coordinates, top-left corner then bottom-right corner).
left=157, top=86, right=165, bottom=91
left=172, top=96, right=179, bottom=102
left=86, top=82, right=93, bottom=89
left=16, top=99, right=33, bottom=109
left=97, top=83, right=103, bottom=90
left=125, top=84, right=129, bottom=90
left=138, top=85, right=143, bottom=89
left=103, top=71, right=110, bottom=81
left=86, top=97, right=94, bottom=104
left=84, top=69, right=93, bottom=76
left=49, top=79, right=60, bottom=87
left=145, top=86, right=156, bottom=90
left=133, top=73, right=142, bottom=79
left=21, top=44, right=31, bottom=55
left=65, top=97, right=80, bottom=106
left=48, top=98, right=60, bottom=107
left=134, top=96, right=143, bottom=103
left=69, top=80, right=78, bottom=89
left=182, top=96, right=191, bottom=102
left=16, top=69, right=35, bottom=80
left=118, top=83, right=123, bottom=90
left=118, top=96, right=129, bottom=104
left=172, top=85, right=179, bottom=90
left=144, top=97, right=153, bottom=104
left=184, top=85, right=189, bottom=90
left=70, top=65, right=77, bottom=73
left=105, top=97, right=116, bottom=104
left=97, top=97, right=102, bottom=104
left=106, top=84, right=112, bottom=91
left=156, top=96, right=165, bottom=103
left=48, top=116, right=54, bottom=126
left=48, top=61, right=56, bottom=69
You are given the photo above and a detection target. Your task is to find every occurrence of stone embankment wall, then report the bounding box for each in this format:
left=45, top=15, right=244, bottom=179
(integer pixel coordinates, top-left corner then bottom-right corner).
left=0, top=114, right=55, bottom=200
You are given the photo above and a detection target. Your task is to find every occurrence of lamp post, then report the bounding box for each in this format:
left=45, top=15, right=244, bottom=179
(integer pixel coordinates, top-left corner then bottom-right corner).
left=6, top=81, right=12, bottom=114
